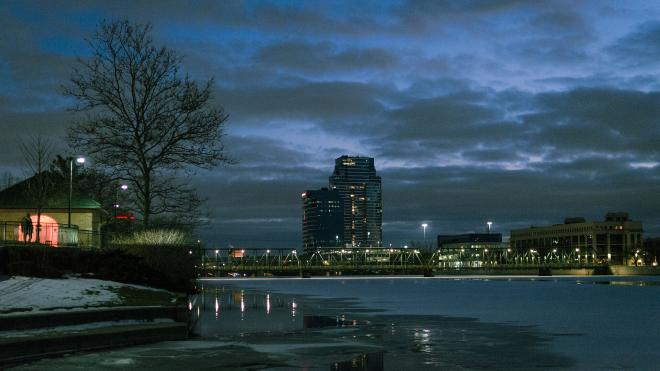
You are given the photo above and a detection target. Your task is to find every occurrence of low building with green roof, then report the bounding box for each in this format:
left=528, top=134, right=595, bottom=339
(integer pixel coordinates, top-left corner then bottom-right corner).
left=0, top=172, right=104, bottom=247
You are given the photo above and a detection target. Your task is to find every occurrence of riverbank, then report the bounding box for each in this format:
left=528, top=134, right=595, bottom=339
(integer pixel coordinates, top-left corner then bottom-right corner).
left=0, top=276, right=189, bottom=367
left=13, top=275, right=660, bottom=370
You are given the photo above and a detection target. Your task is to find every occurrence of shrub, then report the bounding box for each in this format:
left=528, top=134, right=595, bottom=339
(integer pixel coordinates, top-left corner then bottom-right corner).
left=119, top=244, right=198, bottom=292
left=0, top=244, right=197, bottom=293
left=111, top=229, right=188, bottom=246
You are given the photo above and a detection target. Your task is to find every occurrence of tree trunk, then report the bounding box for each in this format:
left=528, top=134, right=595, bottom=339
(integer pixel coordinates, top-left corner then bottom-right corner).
left=143, top=173, right=151, bottom=228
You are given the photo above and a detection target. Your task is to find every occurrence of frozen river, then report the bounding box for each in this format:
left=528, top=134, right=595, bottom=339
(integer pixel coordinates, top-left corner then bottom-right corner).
left=16, top=276, right=660, bottom=370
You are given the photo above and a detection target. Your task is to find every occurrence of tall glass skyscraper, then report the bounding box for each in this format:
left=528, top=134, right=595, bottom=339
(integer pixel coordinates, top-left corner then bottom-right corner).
left=329, top=155, right=382, bottom=247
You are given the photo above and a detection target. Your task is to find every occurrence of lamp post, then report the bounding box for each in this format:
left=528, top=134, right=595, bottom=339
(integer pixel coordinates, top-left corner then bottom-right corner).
left=422, top=223, right=428, bottom=245
left=486, top=221, right=493, bottom=234
left=68, top=157, right=85, bottom=227
left=114, top=184, right=128, bottom=220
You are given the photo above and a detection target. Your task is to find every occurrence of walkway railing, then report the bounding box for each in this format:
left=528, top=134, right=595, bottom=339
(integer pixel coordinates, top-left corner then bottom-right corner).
left=0, top=221, right=100, bottom=248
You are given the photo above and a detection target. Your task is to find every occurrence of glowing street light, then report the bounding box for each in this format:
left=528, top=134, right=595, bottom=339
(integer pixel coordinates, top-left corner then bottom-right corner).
left=486, top=221, right=493, bottom=233
left=421, top=223, right=428, bottom=244
left=114, top=184, right=129, bottom=220
left=68, top=156, right=85, bottom=227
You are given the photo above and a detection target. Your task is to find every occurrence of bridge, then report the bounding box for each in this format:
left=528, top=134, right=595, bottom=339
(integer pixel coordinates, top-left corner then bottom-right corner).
left=198, top=247, right=607, bottom=277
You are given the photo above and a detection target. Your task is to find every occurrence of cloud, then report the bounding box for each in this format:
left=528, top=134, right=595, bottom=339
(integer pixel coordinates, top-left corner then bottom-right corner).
left=607, top=21, right=660, bottom=67
left=2, top=1, right=660, bottom=248
left=255, top=42, right=400, bottom=75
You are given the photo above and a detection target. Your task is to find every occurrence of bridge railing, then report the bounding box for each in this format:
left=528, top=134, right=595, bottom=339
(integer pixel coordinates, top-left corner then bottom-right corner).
left=199, top=247, right=607, bottom=273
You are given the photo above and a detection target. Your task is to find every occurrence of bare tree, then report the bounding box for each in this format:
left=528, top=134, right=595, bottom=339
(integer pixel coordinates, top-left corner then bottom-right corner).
left=19, top=135, right=55, bottom=243
left=1, top=171, right=14, bottom=191
left=65, top=20, right=230, bottom=228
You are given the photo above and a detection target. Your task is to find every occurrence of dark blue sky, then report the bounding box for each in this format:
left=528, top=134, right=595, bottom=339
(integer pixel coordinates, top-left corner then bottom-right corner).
left=1, top=1, right=660, bottom=247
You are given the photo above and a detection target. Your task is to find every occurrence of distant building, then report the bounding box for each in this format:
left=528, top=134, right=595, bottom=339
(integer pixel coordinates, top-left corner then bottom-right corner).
left=438, top=233, right=502, bottom=247
left=510, top=212, right=643, bottom=265
left=329, top=155, right=382, bottom=247
left=302, top=188, right=344, bottom=250
left=436, top=233, right=506, bottom=267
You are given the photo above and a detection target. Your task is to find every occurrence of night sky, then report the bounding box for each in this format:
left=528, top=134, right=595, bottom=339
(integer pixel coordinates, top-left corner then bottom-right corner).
left=1, top=1, right=659, bottom=248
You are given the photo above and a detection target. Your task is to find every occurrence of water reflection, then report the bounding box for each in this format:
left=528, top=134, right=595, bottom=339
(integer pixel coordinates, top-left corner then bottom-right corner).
left=190, top=286, right=364, bottom=339
left=332, top=351, right=384, bottom=371
left=191, top=286, right=304, bottom=337
left=592, top=280, right=660, bottom=286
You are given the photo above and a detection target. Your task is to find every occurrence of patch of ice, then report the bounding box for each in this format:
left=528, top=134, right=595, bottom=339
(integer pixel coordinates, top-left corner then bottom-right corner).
left=100, top=358, right=135, bottom=366
left=245, top=341, right=379, bottom=354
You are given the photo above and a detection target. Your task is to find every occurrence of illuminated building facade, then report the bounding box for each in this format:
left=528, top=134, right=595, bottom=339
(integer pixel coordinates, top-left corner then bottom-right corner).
left=329, top=156, right=382, bottom=247
left=436, top=233, right=506, bottom=267
left=0, top=172, right=103, bottom=247
left=510, top=212, right=643, bottom=265
left=302, top=188, right=344, bottom=250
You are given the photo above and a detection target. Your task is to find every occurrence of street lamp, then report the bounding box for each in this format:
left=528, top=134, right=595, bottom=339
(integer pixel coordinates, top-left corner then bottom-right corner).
left=68, top=157, right=85, bottom=227
left=114, top=184, right=128, bottom=220
left=486, top=221, right=493, bottom=233
left=421, top=223, right=428, bottom=244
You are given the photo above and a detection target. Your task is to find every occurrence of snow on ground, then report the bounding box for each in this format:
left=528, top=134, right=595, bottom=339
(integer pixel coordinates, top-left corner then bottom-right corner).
left=0, top=276, right=161, bottom=313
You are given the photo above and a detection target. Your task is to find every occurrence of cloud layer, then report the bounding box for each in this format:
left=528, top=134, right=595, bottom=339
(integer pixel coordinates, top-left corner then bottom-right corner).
left=1, top=1, right=660, bottom=246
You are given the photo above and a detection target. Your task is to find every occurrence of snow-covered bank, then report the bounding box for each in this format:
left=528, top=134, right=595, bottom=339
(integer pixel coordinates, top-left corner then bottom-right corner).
left=0, top=276, right=167, bottom=313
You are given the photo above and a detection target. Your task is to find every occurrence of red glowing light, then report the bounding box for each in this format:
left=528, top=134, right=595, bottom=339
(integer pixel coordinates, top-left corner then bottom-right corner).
left=18, top=214, right=59, bottom=246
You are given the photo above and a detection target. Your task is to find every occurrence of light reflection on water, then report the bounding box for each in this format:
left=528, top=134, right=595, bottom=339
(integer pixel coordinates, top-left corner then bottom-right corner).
left=190, top=286, right=308, bottom=337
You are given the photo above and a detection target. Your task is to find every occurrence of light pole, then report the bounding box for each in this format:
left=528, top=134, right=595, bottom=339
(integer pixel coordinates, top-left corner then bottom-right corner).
left=367, top=231, right=371, bottom=247
left=68, top=157, right=85, bottom=227
left=486, top=221, right=493, bottom=234
left=114, top=184, right=128, bottom=220
left=421, top=223, right=428, bottom=245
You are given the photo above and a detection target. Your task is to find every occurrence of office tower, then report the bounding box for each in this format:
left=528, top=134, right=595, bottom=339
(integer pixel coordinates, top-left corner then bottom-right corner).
left=329, top=155, right=382, bottom=247
left=302, top=188, right=344, bottom=250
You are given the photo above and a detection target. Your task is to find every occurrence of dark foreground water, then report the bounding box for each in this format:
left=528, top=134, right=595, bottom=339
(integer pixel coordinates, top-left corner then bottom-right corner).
left=14, top=276, right=660, bottom=370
